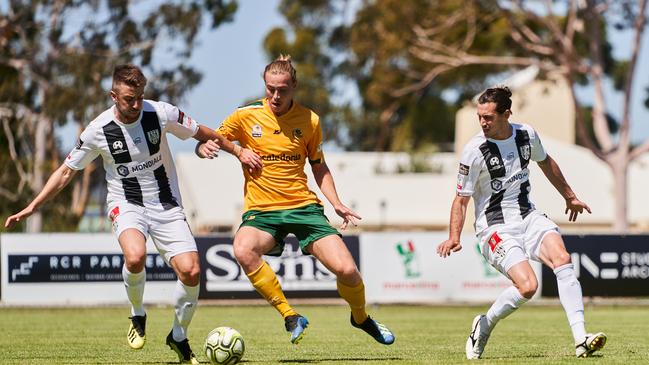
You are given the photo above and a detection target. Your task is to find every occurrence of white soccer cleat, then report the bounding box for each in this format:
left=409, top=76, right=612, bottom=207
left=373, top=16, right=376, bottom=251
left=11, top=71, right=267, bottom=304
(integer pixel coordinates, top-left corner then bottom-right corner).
left=465, top=314, right=491, bottom=360
left=575, top=332, right=607, bottom=358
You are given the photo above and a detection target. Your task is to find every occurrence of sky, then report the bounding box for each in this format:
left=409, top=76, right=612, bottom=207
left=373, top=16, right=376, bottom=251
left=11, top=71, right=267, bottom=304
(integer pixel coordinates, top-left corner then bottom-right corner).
left=49, top=0, right=649, bottom=153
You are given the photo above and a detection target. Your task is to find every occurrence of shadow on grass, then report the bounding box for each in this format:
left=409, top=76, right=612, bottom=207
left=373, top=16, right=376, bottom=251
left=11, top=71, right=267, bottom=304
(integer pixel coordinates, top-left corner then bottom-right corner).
left=275, top=357, right=404, bottom=363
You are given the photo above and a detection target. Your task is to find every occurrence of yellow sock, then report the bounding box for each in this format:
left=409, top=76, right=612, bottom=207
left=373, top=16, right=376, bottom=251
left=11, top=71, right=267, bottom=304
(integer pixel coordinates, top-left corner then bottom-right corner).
left=337, top=280, right=368, bottom=324
left=247, top=261, right=297, bottom=319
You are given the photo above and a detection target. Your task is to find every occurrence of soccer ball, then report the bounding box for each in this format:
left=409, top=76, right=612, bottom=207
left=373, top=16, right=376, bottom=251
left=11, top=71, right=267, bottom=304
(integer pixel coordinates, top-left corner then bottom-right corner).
left=204, top=326, right=245, bottom=365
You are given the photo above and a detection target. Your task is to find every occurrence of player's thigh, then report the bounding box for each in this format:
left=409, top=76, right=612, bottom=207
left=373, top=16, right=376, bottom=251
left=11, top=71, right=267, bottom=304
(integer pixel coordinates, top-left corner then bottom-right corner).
left=113, top=207, right=148, bottom=269
left=522, top=211, right=562, bottom=264
left=148, top=216, right=198, bottom=266
left=506, top=260, right=538, bottom=298
left=537, top=232, right=571, bottom=269
left=477, top=228, right=527, bottom=277
left=234, top=225, right=278, bottom=256
left=307, top=235, right=359, bottom=282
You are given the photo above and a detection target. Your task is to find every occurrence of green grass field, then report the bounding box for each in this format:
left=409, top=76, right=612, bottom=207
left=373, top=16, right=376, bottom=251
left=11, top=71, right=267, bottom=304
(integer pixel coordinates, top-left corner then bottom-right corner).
left=0, top=304, right=646, bottom=364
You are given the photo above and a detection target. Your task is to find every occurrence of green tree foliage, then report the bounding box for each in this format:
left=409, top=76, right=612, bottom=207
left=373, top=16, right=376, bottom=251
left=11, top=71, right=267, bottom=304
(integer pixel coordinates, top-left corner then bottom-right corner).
left=0, top=0, right=238, bottom=232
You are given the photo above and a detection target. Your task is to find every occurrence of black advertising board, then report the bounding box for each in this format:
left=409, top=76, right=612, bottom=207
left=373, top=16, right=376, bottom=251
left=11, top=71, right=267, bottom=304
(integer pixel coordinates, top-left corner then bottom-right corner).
left=197, top=235, right=360, bottom=299
left=541, top=235, right=649, bottom=297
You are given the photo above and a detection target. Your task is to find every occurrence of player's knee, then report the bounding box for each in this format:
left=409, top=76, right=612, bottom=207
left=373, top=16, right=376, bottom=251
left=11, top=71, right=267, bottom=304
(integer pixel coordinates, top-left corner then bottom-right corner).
left=123, top=254, right=146, bottom=273
left=177, top=263, right=200, bottom=286
left=233, top=241, right=258, bottom=271
left=518, top=277, right=538, bottom=298
left=334, top=265, right=360, bottom=285
left=551, top=252, right=572, bottom=268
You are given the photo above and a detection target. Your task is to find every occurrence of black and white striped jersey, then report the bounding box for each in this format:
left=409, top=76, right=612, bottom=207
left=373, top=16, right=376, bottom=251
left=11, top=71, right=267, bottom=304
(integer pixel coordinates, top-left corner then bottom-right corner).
left=456, top=123, right=547, bottom=234
left=65, top=100, right=199, bottom=211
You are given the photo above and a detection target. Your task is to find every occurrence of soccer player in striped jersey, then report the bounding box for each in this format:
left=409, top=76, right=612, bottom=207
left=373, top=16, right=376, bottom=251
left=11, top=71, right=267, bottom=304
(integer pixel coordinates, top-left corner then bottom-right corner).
left=4, top=64, right=262, bottom=364
left=437, top=86, right=606, bottom=359
left=197, top=55, right=395, bottom=346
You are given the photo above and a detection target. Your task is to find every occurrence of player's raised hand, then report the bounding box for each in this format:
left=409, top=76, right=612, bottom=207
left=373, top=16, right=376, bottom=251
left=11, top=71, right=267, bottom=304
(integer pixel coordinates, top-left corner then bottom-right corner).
left=198, top=139, right=220, bottom=159
left=565, top=196, right=591, bottom=222
left=238, top=148, right=263, bottom=178
left=4, top=206, right=35, bottom=229
left=437, top=239, right=462, bottom=258
left=333, top=203, right=361, bottom=230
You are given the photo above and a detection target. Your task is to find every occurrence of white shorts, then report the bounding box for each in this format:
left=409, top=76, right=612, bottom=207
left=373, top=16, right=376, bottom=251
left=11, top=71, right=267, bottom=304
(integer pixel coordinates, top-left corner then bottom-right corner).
left=108, top=203, right=197, bottom=265
left=476, top=210, right=560, bottom=276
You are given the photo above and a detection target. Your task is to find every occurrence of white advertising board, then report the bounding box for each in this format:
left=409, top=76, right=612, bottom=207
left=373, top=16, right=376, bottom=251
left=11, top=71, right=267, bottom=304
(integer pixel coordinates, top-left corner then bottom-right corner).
left=1, top=233, right=177, bottom=306
left=360, top=232, right=542, bottom=303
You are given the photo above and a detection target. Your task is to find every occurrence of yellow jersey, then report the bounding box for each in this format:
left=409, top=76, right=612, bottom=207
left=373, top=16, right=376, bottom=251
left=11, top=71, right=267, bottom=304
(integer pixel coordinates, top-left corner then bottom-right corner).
left=217, top=98, right=325, bottom=212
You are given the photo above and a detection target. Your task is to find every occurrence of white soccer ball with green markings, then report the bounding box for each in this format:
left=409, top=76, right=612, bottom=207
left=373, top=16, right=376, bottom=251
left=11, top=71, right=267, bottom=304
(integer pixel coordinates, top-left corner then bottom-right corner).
left=204, top=326, right=245, bottom=365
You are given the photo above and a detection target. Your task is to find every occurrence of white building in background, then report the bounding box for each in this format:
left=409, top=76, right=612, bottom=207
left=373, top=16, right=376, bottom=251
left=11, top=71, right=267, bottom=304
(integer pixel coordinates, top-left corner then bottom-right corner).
left=176, top=67, right=649, bottom=234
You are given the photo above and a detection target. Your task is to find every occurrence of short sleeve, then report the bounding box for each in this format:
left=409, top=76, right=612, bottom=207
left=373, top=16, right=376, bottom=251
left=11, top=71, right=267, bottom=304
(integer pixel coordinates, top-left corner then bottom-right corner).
left=217, top=110, right=243, bottom=142
left=64, top=127, right=100, bottom=170
left=307, top=114, right=324, bottom=164
left=157, top=101, right=199, bottom=140
left=456, top=144, right=481, bottom=196
left=530, top=128, right=547, bottom=162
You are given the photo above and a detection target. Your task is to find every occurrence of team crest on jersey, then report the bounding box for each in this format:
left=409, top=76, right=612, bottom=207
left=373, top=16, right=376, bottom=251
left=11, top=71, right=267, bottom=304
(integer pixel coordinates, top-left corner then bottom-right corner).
left=147, top=130, right=160, bottom=145
left=116, top=165, right=129, bottom=177
left=252, top=124, right=262, bottom=138
left=293, top=128, right=303, bottom=139
left=519, top=144, right=531, bottom=161
left=491, top=179, right=502, bottom=191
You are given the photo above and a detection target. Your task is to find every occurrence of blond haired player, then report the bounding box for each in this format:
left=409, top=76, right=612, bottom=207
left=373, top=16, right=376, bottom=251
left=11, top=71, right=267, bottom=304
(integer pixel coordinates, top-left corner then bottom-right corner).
left=197, top=55, right=394, bottom=346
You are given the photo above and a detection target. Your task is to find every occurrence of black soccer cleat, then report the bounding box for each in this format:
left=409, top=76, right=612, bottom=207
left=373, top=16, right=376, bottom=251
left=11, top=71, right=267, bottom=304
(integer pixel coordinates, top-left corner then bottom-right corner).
left=350, top=313, right=395, bottom=345
left=166, top=330, right=199, bottom=364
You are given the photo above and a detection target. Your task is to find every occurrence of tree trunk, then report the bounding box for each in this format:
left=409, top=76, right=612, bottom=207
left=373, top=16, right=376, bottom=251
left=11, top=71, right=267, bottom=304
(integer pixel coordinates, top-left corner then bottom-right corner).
left=610, top=155, right=629, bottom=232
left=25, top=117, right=51, bottom=232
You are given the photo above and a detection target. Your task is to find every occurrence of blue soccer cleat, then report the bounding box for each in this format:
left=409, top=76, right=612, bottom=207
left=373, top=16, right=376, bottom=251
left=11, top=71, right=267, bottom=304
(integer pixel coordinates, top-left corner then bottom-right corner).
left=350, top=314, right=395, bottom=345
left=284, top=314, right=309, bottom=344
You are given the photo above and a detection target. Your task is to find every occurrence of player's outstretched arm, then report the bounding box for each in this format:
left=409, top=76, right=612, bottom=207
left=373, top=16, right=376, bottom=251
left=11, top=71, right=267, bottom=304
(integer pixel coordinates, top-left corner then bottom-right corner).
left=193, top=126, right=262, bottom=175
left=437, top=194, right=471, bottom=258
left=4, top=164, right=78, bottom=229
left=311, top=162, right=361, bottom=230
left=537, top=154, right=591, bottom=222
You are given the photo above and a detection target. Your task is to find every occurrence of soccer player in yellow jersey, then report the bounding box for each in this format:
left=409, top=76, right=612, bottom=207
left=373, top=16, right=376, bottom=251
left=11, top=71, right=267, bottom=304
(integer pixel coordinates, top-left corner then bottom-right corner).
left=197, top=55, right=395, bottom=346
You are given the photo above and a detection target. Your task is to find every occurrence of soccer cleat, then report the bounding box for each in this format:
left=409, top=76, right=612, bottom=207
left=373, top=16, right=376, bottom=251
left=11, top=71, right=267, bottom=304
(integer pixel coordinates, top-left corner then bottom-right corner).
left=575, top=332, right=607, bottom=358
left=127, top=315, right=146, bottom=350
left=350, top=314, right=395, bottom=345
left=166, top=330, right=199, bottom=365
left=465, top=314, right=491, bottom=359
left=284, top=314, right=309, bottom=344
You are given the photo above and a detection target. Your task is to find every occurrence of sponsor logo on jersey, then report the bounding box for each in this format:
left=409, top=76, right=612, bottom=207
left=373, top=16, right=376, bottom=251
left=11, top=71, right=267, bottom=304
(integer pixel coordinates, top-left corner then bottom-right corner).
left=75, top=139, right=84, bottom=149
left=488, top=156, right=502, bottom=169
left=112, top=140, right=128, bottom=154
left=116, top=165, right=129, bottom=177
left=134, top=137, right=142, bottom=144
left=505, top=170, right=529, bottom=185
left=459, top=163, right=470, bottom=176
left=131, top=155, right=162, bottom=173
left=252, top=124, right=262, bottom=138
left=491, top=179, right=503, bottom=191
left=506, top=151, right=515, bottom=160
left=519, top=144, right=531, bottom=161
left=293, top=128, right=303, bottom=139
left=146, top=129, right=160, bottom=145
left=488, top=232, right=502, bottom=252
left=261, top=153, right=301, bottom=162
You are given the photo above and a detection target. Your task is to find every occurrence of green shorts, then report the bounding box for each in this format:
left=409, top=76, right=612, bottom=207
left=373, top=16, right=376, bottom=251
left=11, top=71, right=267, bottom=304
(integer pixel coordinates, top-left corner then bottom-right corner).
left=239, top=203, right=341, bottom=256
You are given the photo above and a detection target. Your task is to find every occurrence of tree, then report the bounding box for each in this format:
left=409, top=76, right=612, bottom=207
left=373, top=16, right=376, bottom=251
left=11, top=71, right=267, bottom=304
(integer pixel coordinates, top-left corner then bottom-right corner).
left=268, top=0, right=648, bottom=231
left=0, top=0, right=238, bottom=232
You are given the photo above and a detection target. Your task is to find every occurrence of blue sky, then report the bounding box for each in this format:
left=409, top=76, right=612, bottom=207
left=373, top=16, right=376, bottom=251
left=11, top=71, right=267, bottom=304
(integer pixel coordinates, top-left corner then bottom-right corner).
left=50, top=0, right=649, bottom=153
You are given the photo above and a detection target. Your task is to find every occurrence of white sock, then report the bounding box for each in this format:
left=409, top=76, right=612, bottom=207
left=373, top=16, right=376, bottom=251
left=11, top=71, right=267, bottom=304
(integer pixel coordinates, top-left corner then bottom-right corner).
left=554, top=263, right=587, bottom=342
left=486, top=286, right=529, bottom=332
left=172, top=280, right=199, bottom=341
left=122, top=265, right=146, bottom=317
